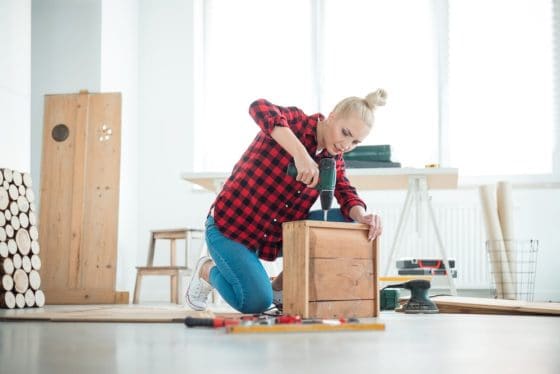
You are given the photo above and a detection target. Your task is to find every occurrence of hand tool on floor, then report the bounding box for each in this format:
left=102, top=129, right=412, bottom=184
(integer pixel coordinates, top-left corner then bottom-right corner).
left=287, top=157, right=336, bottom=221
left=225, top=321, right=385, bottom=334
left=384, top=279, right=439, bottom=314
left=185, top=314, right=385, bottom=333
left=184, top=316, right=241, bottom=328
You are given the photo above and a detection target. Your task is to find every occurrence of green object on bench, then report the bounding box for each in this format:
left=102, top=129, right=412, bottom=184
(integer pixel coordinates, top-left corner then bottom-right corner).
left=344, top=145, right=392, bottom=162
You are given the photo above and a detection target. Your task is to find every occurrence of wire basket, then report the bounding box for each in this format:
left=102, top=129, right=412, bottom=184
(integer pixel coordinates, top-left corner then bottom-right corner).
left=485, top=239, right=538, bottom=301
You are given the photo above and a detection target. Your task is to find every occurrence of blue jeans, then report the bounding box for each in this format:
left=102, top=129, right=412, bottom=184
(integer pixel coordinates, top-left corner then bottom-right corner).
left=205, top=209, right=348, bottom=313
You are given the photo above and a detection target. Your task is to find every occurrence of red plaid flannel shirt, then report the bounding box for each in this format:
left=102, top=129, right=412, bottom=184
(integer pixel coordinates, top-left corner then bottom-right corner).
left=211, top=99, right=366, bottom=261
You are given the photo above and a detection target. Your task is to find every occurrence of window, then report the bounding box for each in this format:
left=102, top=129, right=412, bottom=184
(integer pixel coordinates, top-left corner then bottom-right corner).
left=321, top=0, right=439, bottom=168
left=194, top=0, right=314, bottom=171
left=448, top=0, right=555, bottom=176
left=195, top=0, right=558, bottom=180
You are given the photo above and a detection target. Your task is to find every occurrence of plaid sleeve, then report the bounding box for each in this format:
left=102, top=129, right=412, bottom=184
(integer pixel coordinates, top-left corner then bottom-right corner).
left=249, top=99, right=305, bottom=136
left=334, top=157, right=367, bottom=220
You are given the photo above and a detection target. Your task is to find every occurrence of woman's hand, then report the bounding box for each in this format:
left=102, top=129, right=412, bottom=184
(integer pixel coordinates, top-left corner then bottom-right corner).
left=294, top=153, right=319, bottom=188
left=358, top=213, right=383, bottom=241
left=350, top=206, right=382, bottom=241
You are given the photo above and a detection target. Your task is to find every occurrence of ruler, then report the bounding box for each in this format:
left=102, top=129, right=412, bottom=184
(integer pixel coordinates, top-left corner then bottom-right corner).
left=226, top=322, right=385, bottom=334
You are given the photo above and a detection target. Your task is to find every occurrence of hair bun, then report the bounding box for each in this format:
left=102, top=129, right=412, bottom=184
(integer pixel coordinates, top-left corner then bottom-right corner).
left=365, top=89, right=387, bottom=109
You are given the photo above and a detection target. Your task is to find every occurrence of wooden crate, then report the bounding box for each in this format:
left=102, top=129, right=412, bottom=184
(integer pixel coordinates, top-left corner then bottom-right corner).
left=282, top=220, right=379, bottom=319
left=39, top=91, right=128, bottom=304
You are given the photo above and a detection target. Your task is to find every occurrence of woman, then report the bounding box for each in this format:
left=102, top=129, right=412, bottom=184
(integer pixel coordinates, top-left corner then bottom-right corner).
left=186, top=89, right=386, bottom=313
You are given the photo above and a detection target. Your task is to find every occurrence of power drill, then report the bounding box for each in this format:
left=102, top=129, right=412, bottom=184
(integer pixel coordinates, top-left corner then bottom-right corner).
left=287, top=157, right=336, bottom=221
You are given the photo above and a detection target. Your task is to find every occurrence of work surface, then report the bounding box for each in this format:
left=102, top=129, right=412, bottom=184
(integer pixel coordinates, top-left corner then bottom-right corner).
left=181, top=167, right=459, bottom=193
left=1, top=312, right=559, bottom=374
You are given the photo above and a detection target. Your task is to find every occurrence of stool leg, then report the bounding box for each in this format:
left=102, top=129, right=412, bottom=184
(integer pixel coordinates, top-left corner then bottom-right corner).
left=185, top=231, right=192, bottom=270
left=147, top=233, right=156, bottom=266
left=133, top=271, right=142, bottom=304
left=170, top=239, right=177, bottom=266
left=171, top=273, right=178, bottom=304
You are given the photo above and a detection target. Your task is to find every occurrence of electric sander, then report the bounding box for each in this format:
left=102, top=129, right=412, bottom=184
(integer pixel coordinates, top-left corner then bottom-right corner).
left=385, top=279, right=439, bottom=314
left=287, top=157, right=336, bottom=221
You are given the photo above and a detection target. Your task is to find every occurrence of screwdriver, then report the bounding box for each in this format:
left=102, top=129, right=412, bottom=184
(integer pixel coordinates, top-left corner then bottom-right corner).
left=184, top=316, right=240, bottom=328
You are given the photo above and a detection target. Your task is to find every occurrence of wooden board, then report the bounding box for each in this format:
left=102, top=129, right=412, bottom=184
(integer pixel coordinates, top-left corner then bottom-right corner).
left=39, top=92, right=123, bottom=304
left=309, top=300, right=376, bottom=319
left=0, top=304, right=213, bottom=323
left=432, top=296, right=560, bottom=316
left=283, top=220, right=310, bottom=318
left=309, top=258, right=374, bottom=300
left=346, top=168, right=458, bottom=190
left=226, top=321, right=385, bottom=334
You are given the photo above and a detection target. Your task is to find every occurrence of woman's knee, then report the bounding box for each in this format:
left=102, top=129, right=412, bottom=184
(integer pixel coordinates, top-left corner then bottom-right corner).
left=237, top=283, right=272, bottom=314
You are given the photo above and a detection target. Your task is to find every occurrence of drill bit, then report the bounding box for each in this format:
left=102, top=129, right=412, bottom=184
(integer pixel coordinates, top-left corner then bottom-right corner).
left=323, top=210, right=328, bottom=221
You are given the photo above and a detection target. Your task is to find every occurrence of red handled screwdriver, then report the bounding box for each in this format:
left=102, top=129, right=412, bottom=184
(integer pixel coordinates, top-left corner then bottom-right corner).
left=184, top=317, right=240, bottom=328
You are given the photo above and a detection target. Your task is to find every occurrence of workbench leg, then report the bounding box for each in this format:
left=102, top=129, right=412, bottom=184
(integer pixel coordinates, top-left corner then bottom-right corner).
left=384, top=180, right=415, bottom=276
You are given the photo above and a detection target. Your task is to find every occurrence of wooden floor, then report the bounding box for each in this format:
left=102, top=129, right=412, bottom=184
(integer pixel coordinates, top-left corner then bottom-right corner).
left=0, top=303, right=213, bottom=322
left=1, top=308, right=559, bottom=374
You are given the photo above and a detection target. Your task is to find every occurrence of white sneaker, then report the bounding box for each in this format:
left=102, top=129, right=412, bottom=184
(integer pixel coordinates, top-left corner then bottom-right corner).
left=185, top=256, right=214, bottom=311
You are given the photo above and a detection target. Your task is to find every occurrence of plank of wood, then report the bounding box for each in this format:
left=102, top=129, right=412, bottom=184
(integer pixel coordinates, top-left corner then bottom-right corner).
left=41, top=94, right=80, bottom=291
left=309, top=227, right=373, bottom=258
left=309, top=299, right=376, bottom=319
left=433, top=296, right=560, bottom=316
left=283, top=221, right=310, bottom=318
left=0, top=304, right=213, bottom=322
left=226, top=322, right=385, bottom=334
left=42, top=289, right=129, bottom=305
left=81, top=92, right=121, bottom=291
left=309, top=258, right=374, bottom=301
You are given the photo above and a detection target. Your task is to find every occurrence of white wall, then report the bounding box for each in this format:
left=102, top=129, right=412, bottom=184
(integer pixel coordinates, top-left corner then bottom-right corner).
left=137, top=0, right=214, bottom=300
left=100, top=0, right=140, bottom=299
left=0, top=0, right=31, bottom=172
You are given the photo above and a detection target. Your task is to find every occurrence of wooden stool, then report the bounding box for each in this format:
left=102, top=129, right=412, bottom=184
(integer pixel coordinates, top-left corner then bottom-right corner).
left=133, top=228, right=204, bottom=304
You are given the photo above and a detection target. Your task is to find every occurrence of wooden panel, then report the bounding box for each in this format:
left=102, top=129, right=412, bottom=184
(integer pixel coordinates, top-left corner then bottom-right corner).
left=346, top=168, right=458, bottom=190
left=433, top=296, right=560, bottom=316
left=308, top=300, right=376, bottom=319
left=81, top=93, right=121, bottom=290
left=39, top=92, right=123, bottom=304
left=282, top=221, right=309, bottom=318
left=0, top=304, right=211, bottom=322
left=309, top=258, right=374, bottom=301
left=42, top=289, right=129, bottom=304
left=309, top=227, right=373, bottom=258
left=40, top=94, right=81, bottom=291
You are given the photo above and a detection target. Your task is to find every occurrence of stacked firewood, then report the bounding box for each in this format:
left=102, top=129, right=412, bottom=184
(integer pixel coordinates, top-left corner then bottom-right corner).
left=0, top=168, right=45, bottom=308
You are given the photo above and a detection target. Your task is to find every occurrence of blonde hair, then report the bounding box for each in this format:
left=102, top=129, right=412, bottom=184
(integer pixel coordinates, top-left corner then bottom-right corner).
left=332, top=89, right=387, bottom=128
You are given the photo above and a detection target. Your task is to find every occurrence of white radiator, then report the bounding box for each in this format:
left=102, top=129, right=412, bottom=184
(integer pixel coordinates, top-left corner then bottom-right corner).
left=376, top=203, right=490, bottom=289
